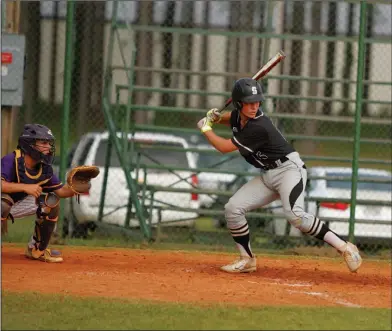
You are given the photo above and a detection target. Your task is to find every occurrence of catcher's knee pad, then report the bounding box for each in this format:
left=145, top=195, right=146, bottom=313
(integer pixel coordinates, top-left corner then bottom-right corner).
left=47, top=204, right=59, bottom=221
left=224, top=199, right=248, bottom=230
left=1, top=194, right=14, bottom=234
left=1, top=194, right=13, bottom=219
left=36, top=193, right=60, bottom=221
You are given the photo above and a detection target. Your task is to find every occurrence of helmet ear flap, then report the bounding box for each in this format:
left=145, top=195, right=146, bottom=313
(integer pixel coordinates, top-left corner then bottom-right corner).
left=234, top=101, right=242, bottom=110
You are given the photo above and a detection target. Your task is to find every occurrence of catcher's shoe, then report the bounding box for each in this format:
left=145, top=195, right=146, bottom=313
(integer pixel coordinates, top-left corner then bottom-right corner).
left=220, top=256, right=256, bottom=273
left=339, top=242, right=362, bottom=272
left=25, top=246, right=63, bottom=263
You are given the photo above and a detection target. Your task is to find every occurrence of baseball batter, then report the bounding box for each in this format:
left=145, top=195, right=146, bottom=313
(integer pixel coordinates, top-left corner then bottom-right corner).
left=1, top=124, right=77, bottom=262
left=197, top=78, right=362, bottom=273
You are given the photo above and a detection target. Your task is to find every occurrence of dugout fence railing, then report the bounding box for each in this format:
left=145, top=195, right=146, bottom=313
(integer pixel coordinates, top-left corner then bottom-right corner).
left=92, top=0, right=392, bottom=252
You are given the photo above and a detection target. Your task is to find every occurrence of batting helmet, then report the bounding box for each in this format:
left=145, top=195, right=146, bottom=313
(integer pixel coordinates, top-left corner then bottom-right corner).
left=18, top=124, right=56, bottom=165
left=231, top=78, right=264, bottom=110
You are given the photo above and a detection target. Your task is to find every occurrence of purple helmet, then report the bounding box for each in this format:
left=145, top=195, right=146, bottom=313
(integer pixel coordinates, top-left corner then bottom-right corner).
left=17, top=124, right=56, bottom=165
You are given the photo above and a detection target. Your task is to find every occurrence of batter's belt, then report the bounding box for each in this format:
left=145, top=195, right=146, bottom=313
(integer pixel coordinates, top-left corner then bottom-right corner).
left=261, top=155, right=307, bottom=171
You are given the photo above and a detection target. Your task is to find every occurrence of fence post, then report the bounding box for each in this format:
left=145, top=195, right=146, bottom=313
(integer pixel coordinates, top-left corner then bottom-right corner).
left=59, top=0, right=75, bottom=235
left=98, top=0, right=118, bottom=225
left=349, top=0, right=367, bottom=243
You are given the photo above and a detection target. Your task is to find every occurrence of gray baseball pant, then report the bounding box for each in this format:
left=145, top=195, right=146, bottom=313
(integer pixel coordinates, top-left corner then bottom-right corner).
left=225, top=152, right=321, bottom=236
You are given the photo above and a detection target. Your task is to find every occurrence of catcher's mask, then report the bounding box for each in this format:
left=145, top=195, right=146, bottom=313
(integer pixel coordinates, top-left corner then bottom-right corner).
left=17, top=124, right=56, bottom=165
left=231, top=78, right=264, bottom=111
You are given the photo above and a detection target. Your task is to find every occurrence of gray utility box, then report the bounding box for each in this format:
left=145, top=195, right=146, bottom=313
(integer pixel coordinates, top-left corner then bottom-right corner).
left=1, top=33, right=26, bottom=107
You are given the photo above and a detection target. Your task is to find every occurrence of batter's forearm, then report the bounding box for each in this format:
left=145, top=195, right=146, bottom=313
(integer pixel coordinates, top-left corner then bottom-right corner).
left=1, top=180, right=28, bottom=194
left=203, top=131, right=238, bottom=154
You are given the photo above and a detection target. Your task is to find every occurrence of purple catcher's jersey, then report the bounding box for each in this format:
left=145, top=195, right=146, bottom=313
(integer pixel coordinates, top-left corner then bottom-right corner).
left=1, top=150, right=63, bottom=203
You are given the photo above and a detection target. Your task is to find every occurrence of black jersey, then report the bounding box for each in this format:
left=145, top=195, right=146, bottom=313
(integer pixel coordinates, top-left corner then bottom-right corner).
left=230, top=107, right=295, bottom=169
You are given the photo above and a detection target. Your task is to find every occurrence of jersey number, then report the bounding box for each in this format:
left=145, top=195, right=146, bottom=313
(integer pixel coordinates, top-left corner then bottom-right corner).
left=251, top=86, right=257, bottom=95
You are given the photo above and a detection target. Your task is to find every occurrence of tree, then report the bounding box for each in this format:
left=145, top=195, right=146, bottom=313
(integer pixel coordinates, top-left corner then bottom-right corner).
left=73, top=2, right=105, bottom=137
left=323, top=1, right=337, bottom=115
left=177, top=1, right=194, bottom=126
left=20, top=2, right=41, bottom=125
left=303, top=1, right=322, bottom=154
left=341, top=2, right=355, bottom=115
left=74, top=2, right=93, bottom=137
left=161, top=1, right=176, bottom=107
left=288, top=0, right=305, bottom=114
left=135, top=0, right=153, bottom=124
left=200, top=1, right=211, bottom=109
left=178, top=1, right=194, bottom=108
left=89, top=2, right=105, bottom=125
left=49, top=1, right=59, bottom=106
left=362, top=3, right=374, bottom=117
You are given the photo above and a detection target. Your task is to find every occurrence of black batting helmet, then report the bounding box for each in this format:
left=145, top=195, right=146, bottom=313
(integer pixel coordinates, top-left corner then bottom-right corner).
left=17, top=124, right=56, bottom=165
left=231, top=78, right=264, bottom=110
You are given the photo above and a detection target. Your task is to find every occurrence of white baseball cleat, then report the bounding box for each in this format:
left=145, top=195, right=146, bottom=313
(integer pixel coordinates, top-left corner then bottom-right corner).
left=339, top=242, right=362, bottom=272
left=220, top=256, right=256, bottom=273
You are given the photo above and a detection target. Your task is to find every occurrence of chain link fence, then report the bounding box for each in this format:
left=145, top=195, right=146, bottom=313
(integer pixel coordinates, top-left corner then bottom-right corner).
left=12, top=1, right=107, bottom=147
left=6, top=0, right=392, bottom=255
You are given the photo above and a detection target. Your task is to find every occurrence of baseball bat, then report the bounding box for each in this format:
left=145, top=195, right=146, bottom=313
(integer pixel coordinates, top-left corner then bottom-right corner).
left=217, top=50, right=286, bottom=113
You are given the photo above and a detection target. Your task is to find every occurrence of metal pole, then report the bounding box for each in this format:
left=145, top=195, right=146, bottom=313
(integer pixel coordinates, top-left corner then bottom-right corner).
left=349, top=1, right=367, bottom=243
left=98, top=1, right=118, bottom=223
left=99, top=1, right=150, bottom=239
left=124, top=37, right=137, bottom=228
left=59, top=0, right=75, bottom=235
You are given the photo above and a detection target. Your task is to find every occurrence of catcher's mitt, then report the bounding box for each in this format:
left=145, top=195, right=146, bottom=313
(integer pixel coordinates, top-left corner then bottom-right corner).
left=66, top=165, right=100, bottom=194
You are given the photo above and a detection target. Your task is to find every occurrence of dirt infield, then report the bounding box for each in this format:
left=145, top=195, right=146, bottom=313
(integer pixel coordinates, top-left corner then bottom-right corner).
left=2, top=244, right=391, bottom=308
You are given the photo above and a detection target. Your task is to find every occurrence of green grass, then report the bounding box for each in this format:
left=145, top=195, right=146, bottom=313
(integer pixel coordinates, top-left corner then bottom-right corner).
left=2, top=291, right=391, bottom=330
left=4, top=216, right=392, bottom=259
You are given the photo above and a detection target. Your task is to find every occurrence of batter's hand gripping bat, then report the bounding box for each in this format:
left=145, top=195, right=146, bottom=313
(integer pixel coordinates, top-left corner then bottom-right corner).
left=217, top=50, right=286, bottom=113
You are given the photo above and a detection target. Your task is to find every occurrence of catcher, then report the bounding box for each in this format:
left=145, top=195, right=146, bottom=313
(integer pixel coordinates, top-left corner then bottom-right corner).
left=1, top=124, right=99, bottom=262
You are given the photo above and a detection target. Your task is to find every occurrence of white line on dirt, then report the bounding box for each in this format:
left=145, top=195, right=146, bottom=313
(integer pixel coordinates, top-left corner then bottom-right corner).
left=287, top=289, right=362, bottom=308
left=247, top=279, right=312, bottom=287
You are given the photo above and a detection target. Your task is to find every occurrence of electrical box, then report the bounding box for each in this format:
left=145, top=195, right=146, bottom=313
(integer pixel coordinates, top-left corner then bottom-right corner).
left=1, top=33, right=26, bottom=107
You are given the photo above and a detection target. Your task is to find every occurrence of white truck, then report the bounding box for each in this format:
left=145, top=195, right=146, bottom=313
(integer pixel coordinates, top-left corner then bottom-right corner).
left=63, top=131, right=200, bottom=237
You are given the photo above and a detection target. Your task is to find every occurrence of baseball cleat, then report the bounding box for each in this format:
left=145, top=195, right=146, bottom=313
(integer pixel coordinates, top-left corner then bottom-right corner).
left=339, top=242, right=362, bottom=272
left=25, top=246, right=63, bottom=263
left=220, top=256, right=256, bottom=273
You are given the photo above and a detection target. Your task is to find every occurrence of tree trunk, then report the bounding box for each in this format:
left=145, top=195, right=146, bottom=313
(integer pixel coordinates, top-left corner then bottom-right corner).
left=89, top=1, right=105, bottom=129
left=178, top=1, right=194, bottom=126
left=341, top=3, right=355, bottom=115
left=257, top=1, right=266, bottom=68
left=226, top=1, right=241, bottom=92
left=323, top=2, right=337, bottom=115
left=302, top=1, right=322, bottom=154
left=277, top=1, right=288, bottom=115
left=135, top=0, right=153, bottom=124
left=161, top=1, right=176, bottom=108
left=76, top=2, right=93, bottom=137
left=49, top=2, right=59, bottom=106
left=238, top=2, right=254, bottom=74
left=288, top=1, right=304, bottom=115
left=20, top=2, right=40, bottom=125
left=363, top=3, right=373, bottom=117
left=200, top=1, right=210, bottom=108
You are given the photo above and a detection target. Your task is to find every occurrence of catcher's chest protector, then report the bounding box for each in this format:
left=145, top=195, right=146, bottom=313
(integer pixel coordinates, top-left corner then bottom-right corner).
left=14, top=149, right=53, bottom=185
